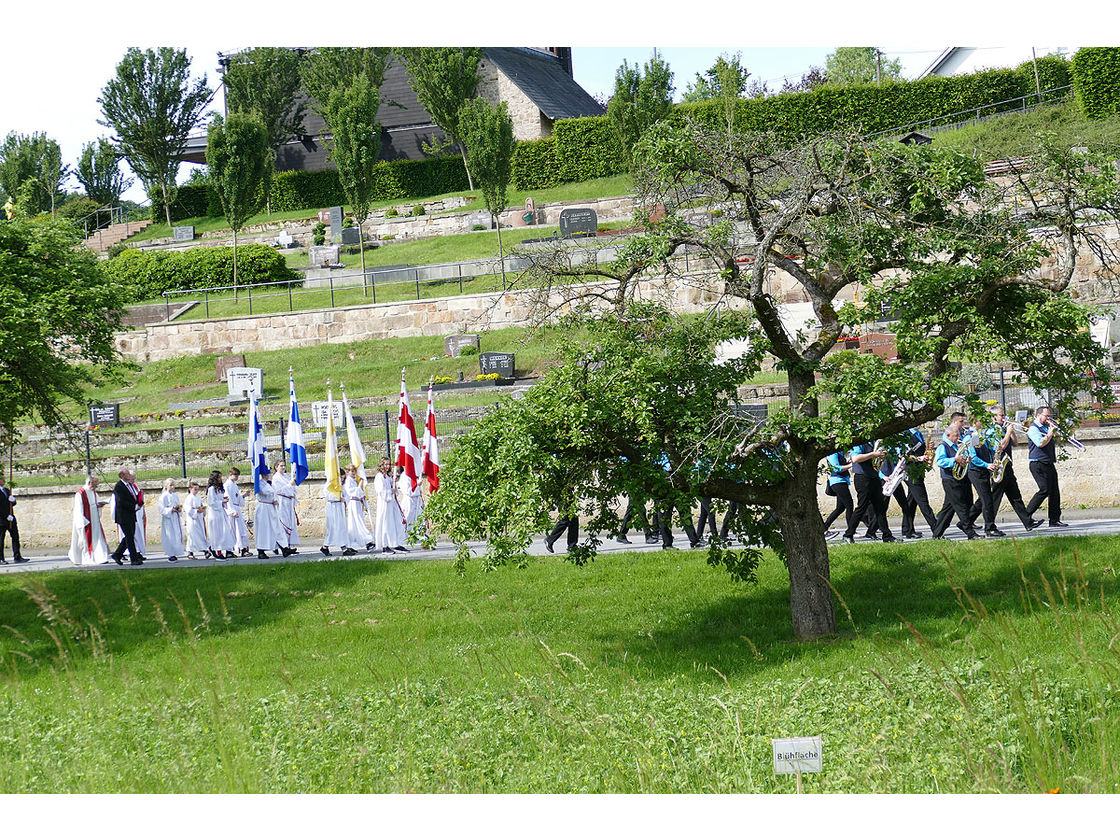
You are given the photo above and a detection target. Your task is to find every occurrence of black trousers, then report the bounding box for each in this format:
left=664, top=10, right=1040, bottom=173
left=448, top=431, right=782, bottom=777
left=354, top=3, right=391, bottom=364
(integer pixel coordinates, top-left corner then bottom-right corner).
left=0, top=519, right=14, bottom=562
left=112, top=522, right=140, bottom=561
left=694, top=497, right=718, bottom=541
left=547, top=516, right=579, bottom=548
left=718, top=501, right=743, bottom=540
left=656, top=503, right=698, bottom=548
left=844, top=473, right=893, bottom=540
left=904, top=475, right=939, bottom=532
left=932, top=477, right=977, bottom=538
left=982, top=463, right=1034, bottom=528
left=618, top=499, right=653, bottom=539
left=822, top=484, right=853, bottom=531
left=1027, top=461, right=1062, bottom=524
left=967, top=469, right=997, bottom=531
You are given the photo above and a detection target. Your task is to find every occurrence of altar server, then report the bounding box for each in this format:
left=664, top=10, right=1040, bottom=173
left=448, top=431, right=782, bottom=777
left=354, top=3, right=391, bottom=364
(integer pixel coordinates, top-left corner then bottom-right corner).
left=158, top=478, right=186, bottom=563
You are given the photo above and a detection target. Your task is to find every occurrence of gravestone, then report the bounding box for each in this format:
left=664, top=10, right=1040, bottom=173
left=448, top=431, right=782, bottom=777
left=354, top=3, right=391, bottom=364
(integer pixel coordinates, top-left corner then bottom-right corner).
left=479, top=352, right=515, bottom=379
left=173, top=225, right=195, bottom=243
left=309, top=244, right=340, bottom=266
left=559, top=207, right=597, bottom=239
left=226, top=367, right=264, bottom=399
left=445, top=334, right=480, bottom=357
left=330, top=206, right=344, bottom=243
left=317, top=209, right=331, bottom=225
left=341, top=226, right=360, bottom=245
left=734, top=403, right=769, bottom=423
left=216, top=355, right=247, bottom=382
left=88, top=404, right=120, bottom=427
left=311, top=401, right=345, bottom=428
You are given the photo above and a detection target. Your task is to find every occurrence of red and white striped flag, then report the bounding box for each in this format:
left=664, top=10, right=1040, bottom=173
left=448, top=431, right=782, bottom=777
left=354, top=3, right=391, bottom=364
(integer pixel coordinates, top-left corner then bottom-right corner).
left=421, top=379, right=440, bottom=493
left=395, top=369, right=422, bottom=491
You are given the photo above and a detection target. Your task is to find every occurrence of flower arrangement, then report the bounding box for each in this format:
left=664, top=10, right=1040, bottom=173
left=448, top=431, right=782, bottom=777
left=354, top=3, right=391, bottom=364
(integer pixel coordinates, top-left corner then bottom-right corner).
left=475, top=373, right=501, bottom=381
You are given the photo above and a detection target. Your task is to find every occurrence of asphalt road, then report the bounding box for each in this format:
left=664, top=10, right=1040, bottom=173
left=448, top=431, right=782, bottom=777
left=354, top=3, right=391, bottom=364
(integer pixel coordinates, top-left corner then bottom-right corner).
left=4, top=507, right=1120, bottom=576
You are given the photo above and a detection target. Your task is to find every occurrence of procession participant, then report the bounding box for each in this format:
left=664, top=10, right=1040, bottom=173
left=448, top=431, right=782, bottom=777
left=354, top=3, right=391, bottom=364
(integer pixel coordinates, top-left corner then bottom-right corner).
left=184, top=481, right=208, bottom=560
left=253, top=464, right=282, bottom=560
left=617, top=496, right=656, bottom=544
left=972, top=407, right=1041, bottom=532
left=272, top=461, right=300, bottom=556
left=842, top=440, right=896, bottom=544
left=110, top=468, right=145, bottom=565
left=343, top=465, right=375, bottom=551
left=372, top=459, right=405, bottom=554
left=930, top=424, right=981, bottom=540
left=0, top=477, right=26, bottom=564
left=205, top=470, right=234, bottom=560
left=901, top=427, right=939, bottom=537
left=1026, top=406, right=1069, bottom=528
left=868, top=440, right=916, bottom=539
left=652, top=453, right=700, bottom=551
left=961, top=413, right=1006, bottom=537
left=225, top=468, right=251, bottom=557
left=389, top=466, right=410, bottom=551
left=69, top=475, right=112, bottom=566
left=821, top=451, right=854, bottom=538
left=158, top=478, right=186, bottom=563
left=321, top=465, right=351, bottom=557
left=397, top=465, right=424, bottom=539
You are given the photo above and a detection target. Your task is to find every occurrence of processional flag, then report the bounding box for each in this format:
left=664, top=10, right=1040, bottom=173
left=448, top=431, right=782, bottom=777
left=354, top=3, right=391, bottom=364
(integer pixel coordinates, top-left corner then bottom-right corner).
left=395, top=369, right=422, bottom=491
left=248, top=396, right=267, bottom=493
left=287, top=368, right=310, bottom=485
left=324, top=382, right=343, bottom=497
left=341, top=385, right=367, bottom=485
left=421, top=379, right=440, bottom=493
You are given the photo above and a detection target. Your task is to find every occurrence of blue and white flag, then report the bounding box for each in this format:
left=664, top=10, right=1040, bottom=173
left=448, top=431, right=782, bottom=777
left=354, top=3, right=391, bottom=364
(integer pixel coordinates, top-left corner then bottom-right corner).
left=248, top=396, right=268, bottom=493
left=287, top=370, right=310, bottom=485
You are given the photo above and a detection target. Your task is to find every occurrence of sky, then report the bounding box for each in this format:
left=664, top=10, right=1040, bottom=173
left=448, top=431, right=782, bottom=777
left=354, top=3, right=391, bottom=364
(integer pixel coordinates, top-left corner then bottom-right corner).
left=2, top=0, right=1114, bottom=205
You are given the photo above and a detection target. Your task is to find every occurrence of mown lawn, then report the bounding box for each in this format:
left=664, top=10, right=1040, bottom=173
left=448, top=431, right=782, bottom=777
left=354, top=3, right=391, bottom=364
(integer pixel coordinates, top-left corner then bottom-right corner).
left=1, top=535, right=1118, bottom=792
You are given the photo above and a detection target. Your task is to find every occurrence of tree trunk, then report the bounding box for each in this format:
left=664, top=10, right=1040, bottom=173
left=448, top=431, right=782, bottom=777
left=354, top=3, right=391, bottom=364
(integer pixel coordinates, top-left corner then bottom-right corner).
left=495, top=213, right=506, bottom=289
left=774, top=458, right=837, bottom=640
left=162, top=183, right=173, bottom=228
left=232, top=227, right=239, bottom=303
left=358, top=220, right=367, bottom=296
left=459, top=143, right=474, bottom=191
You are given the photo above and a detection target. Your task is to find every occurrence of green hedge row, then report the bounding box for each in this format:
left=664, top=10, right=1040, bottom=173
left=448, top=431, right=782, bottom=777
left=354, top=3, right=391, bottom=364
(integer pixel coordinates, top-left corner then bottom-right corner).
left=552, top=117, right=628, bottom=182
left=1072, top=48, right=1120, bottom=119
left=152, top=155, right=470, bottom=223
left=105, top=243, right=299, bottom=302
left=511, top=136, right=558, bottom=190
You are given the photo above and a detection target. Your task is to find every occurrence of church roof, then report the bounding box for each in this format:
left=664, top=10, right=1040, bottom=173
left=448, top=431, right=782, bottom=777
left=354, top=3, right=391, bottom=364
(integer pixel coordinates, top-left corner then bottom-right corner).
left=483, top=48, right=604, bottom=120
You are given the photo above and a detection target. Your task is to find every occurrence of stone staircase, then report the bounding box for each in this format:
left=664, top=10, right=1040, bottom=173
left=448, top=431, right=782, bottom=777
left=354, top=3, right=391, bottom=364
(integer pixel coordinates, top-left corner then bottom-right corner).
left=83, top=218, right=152, bottom=253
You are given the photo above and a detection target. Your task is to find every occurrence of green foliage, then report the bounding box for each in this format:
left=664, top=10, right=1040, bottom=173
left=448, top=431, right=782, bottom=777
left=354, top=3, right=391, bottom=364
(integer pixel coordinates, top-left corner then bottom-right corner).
left=0, top=216, right=124, bottom=428
left=411, top=204, right=425, bottom=216
left=397, top=47, right=483, bottom=181
left=0, top=132, right=67, bottom=215
left=606, top=49, right=675, bottom=168
left=76, top=138, right=132, bottom=207
left=98, top=47, right=212, bottom=227
left=222, top=47, right=307, bottom=152
left=322, top=72, right=382, bottom=225
left=458, top=98, right=514, bottom=223
left=312, top=221, right=326, bottom=245
left=1073, top=47, right=1120, bottom=119
left=207, top=111, right=269, bottom=233
left=104, top=243, right=297, bottom=301
left=510, top=136, right=558, bottom=190
left=57, top=196, right=102, bottom=226
left=384, top=207, right=398, bottom=218
left=300, top=48, right=391, bottom=118
left=553, top=117, right=627, bottom=183
left=824, top=47, right=902, bottom=87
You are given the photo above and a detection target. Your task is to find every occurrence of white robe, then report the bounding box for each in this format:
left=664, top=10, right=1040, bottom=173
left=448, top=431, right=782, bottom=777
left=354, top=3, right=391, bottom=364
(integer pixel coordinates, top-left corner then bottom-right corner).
left=398, top=472, right=424, bottom=531
left=206, top=485, right=233, bottom=552
left=69, top=485, right=111, bottom=566
left=344, top=476, right=373, bottom=546
left=110, top=482, right=147, bottom=555
left=254, top=480, right=281, bottom=553
left=185, top=492, right=208, bottom=555
left=373, top=472, right=406, bottom=549
left=225, top=478, right=250, bottom=552
left=322, top=482, right=348, bottom=548
left=158, top=490, right=185, bottom=558
left=274, top=472, right=300, bottom=548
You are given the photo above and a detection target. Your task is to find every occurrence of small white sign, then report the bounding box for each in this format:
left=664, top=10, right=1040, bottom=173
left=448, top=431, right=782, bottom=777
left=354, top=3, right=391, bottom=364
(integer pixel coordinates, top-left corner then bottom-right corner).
left=772, top=736, right=822, bottom=775
left=311, top=401, right=345, bottom=428
left=227, top=367, right=263, bottom=399
left=263, top=434, right=283, bottom=448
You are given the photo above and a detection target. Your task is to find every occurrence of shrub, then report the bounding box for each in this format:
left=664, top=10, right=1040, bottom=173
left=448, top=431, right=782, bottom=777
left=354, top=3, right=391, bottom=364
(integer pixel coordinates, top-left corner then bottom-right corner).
left=458, top=345, right=478, bottom=356
left=104, top=243, right=299, bottom=302
left=385, top=208, right=399, bottom=217
left=471, top=223, right=487, bottom=231
left=312, top=221, right=326, bottom=246
left=553, top=117, right=627, bottom=182
left=106, top=242, right=133, bottom=260
left=511, top=136, right=559, bottom=190
left=411, top=204, right=426, bottom=216
left=342, top=216, right=354, bottom=228
left=1073, top=48, right=1120, bottom=119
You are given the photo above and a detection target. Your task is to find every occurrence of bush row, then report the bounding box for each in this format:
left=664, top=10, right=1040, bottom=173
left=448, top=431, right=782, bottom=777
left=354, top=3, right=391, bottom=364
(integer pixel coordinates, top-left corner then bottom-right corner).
left=1072, top=48, right=1120, bottom=119
left=105, top=243, right=299, bottom=302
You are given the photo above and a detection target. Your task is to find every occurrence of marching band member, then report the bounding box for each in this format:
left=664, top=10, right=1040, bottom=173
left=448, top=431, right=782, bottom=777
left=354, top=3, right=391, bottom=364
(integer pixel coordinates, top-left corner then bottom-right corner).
left=822, top=451, right=854, bottom=538
left=842, top=440, right=896, bottom=543
left=901, top=427, right=939, bottom=537
left=964, top=413, right=1007, bottom=538
left=1026, top=406, right=1069, bottom=528
left=931, top=415, right=981, bottom=540
left=968, top=408, right=1041, bottom=532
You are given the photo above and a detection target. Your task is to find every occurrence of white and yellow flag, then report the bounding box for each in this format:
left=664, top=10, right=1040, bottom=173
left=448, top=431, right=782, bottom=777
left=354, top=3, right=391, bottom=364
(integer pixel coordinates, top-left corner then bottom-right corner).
left=341, top=385, right=367, bottom=486
left=324, top=384, right=343, bottom=497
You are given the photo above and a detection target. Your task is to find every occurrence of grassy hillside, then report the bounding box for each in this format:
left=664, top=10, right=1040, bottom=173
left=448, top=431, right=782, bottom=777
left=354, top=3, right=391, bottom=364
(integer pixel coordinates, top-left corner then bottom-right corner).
left=1, top=536, right=1117, bottom=792
left=932, top=100, right=1120, bottom=158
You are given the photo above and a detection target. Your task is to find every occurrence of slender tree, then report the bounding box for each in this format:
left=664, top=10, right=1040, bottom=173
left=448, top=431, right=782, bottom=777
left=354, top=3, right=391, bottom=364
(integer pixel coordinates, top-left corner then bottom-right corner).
left=458, top=98, right=514, bottom=285
left=0, top=132, right=67, bottom=215
left=321, top=73, right=382, bottom=291
left=824, top=47, right=902, bottom=87
left=681, top=52, right=750, bottom=147
left=98, top=48, right=211, bottom=227
left=397, top=47, right=484, bottom=189
left=206, top=111, right=269, bottom=300
left=301, top=47, right=391, bottom=118
left=223, top=47, right=308, bottom=213
left=606, top=49, right=675, bottom=169
left=76, top=138, right=133, bottom=207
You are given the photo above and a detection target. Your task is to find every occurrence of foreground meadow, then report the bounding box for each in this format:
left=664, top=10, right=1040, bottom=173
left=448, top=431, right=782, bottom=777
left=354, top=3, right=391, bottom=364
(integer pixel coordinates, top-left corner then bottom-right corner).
left=1, top=535, right=1117, bottom=793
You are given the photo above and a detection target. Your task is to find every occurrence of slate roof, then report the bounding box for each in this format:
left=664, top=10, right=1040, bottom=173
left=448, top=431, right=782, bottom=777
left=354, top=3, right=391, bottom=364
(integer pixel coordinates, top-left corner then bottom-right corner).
left=483, top=48, right=604, bottom=120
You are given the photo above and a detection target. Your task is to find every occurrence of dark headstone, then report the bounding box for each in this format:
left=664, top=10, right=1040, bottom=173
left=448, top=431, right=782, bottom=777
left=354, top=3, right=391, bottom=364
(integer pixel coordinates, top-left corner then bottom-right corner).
left=216, top=355, right=247, bottom=382
left=445, top=334, right=480, bottom=357
left=173, top=225, right=195, bottom=242
left=341, top=226, right=360, bottom=245
left=88, top=404, right=120, bottom=427
left=559, top=207, right=598, bottom=239
left=479, top=352, right=515, bottom=379
left=734, top=403, right=768, bottom=423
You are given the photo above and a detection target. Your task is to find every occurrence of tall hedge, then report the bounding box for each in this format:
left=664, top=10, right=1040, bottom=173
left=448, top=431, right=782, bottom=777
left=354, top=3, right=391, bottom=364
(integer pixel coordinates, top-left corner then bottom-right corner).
left=511, top=136, right=558, bottom=190
left=552, top=117, right=627, bottom=183
left=1073, top=47, right=1120, bottom=119
left=105, top=243, right=298, bottom=302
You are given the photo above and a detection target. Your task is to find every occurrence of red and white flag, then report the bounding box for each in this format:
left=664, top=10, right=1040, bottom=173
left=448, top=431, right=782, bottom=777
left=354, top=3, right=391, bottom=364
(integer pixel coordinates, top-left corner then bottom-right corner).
left=421, top=380, right=440, bottom=493
left=395, top=369, right=422, bottom=491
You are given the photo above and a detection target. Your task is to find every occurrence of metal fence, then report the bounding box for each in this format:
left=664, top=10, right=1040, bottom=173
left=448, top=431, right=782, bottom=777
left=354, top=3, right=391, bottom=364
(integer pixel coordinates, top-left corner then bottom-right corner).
left=868, top=85, right=1073, bottom=141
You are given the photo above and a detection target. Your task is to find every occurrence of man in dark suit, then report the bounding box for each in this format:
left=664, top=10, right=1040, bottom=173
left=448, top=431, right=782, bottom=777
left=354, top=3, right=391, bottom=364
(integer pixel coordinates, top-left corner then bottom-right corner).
left=111, top=468, right=144, bottom=565
left=0, top=476, right=27, bottom=565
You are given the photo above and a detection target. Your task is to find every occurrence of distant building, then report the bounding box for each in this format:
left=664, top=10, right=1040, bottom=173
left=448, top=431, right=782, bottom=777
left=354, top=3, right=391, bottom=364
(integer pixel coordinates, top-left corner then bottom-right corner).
left=918, top=47, right=1076, bottom=80
left=183, top=47, right=603, bottom=172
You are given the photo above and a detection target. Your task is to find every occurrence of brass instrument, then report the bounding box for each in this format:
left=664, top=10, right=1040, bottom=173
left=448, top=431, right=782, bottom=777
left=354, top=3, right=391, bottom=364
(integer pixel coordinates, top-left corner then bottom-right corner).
left=952, top=432, right=975, bottom=480
left=871, top=439, right=884, bottom=470
left=882, top=455, right=907, bottom=496
left=991, top=454, right=1012, bottom=484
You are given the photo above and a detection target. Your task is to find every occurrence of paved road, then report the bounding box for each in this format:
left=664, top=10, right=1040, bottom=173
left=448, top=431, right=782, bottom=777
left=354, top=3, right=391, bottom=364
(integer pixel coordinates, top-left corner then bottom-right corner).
left=4, top=508, right=1120, bottom=576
